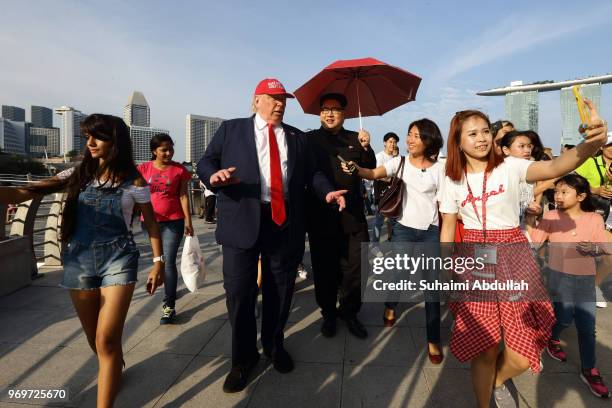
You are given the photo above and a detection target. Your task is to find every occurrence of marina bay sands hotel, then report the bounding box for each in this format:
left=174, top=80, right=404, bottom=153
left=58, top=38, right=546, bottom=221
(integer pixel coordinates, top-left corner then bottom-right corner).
left=478, top=74, right=612, bottom=147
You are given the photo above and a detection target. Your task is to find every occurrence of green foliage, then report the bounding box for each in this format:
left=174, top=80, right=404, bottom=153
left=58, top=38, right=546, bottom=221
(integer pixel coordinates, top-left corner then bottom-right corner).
left=0, top=153, right=48, bottom=175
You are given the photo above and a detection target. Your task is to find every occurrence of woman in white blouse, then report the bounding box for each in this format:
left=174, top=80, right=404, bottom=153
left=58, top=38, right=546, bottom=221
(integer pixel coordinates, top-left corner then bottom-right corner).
left=342, top=118, right=446, bottom=364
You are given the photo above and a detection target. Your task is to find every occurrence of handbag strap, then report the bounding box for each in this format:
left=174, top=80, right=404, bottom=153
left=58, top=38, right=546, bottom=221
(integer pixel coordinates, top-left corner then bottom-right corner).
left=593, top=156, right=606, bottom=185
left=397, top=156, right=406, bottom=179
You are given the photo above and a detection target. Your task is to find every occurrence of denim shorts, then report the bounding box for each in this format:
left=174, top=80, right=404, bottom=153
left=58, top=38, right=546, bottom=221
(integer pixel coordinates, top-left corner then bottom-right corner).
left=60, top=235, right=139, bottom=290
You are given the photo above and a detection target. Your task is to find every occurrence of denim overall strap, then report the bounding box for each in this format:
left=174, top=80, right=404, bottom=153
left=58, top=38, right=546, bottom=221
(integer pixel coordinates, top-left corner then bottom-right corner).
left=72, top=178, right=133, bottom=246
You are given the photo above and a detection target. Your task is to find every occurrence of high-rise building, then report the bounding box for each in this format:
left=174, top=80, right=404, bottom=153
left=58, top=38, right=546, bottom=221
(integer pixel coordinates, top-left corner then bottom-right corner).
left=560, top=83, right=602, bottom=146
left=504, top=89, right=539, bottom=132
left=124, top=91, right=150, bottom=127
left=130, top=125, right=169, bottom=163
left=185, top=114, right=224, bottom=163
left=54, top=106, right=87, bottom=155
left=28, top=126, right=61, bottom=157
left=1, top=105, right=25, bottom=122
left=31, top=106, right=53, bottom=128
left=0, top=118, right=27, bottom=155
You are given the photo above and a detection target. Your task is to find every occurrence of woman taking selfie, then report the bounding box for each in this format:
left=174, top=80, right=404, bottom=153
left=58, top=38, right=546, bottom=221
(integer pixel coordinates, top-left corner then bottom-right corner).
left=438, top=102, right=608, bottom=408
left=0, top=114, right=164, bottom=408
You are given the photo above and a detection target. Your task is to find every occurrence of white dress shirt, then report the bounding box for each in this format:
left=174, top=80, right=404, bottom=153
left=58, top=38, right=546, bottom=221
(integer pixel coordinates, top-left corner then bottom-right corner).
left=254, top=113, right=288, bottom=202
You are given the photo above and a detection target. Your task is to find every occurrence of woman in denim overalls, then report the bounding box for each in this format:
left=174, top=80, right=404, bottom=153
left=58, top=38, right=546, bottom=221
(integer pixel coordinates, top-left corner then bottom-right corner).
left=1, top=114, right=165, bottom=408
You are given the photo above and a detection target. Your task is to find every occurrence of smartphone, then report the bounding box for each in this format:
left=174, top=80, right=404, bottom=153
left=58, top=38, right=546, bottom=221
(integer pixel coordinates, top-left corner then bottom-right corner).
left=337, top=155, right=356, bottom=174
left=572, top=85, right=590, bottom=132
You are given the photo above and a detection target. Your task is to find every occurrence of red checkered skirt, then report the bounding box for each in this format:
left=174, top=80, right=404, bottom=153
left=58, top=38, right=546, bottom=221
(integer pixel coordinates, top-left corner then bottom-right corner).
left=448, top=227, right=555, bottom=373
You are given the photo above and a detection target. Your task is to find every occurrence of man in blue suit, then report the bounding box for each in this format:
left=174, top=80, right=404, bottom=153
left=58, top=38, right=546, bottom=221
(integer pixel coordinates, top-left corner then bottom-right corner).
left=197, top=78, right=347, bottom=393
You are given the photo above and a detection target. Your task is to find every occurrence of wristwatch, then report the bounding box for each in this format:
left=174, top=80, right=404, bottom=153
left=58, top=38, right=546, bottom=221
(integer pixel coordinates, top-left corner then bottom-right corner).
left=153, top=255, right=166, bottom=263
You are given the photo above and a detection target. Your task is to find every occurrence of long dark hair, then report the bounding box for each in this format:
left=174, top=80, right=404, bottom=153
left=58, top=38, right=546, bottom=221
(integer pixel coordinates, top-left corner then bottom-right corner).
left=554, top=174, right=596, bottom=212
left=26, top=114, right=139, bottom=242
left=149, top=133, right=174, bottom=161
left=407, top=118, right=443, bottom=162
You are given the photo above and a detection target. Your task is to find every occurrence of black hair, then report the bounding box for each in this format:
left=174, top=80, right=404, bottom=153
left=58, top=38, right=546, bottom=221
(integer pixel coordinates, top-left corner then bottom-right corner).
left=383, top=132, right=399, bottom=142
left=320, top=93, right=347, bottom=108
left=499, top=130, right=526, bottom=150
left=554, top=174, right=596, bottom=212
left=491, top=120, right=514, bottom=137
left=521, top=130, right=547, bottom=161
left=407, top=118, right=444, bottom=162
left=150, top=133, right=174, bottom=160
left=563, top=144, right=575, bottom=150
left=25, top=114, right=140, bottom=242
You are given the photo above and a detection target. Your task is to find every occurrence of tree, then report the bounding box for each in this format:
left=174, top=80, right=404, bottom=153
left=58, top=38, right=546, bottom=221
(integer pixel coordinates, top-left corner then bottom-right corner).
left=66, top=150, right=78, bottom=158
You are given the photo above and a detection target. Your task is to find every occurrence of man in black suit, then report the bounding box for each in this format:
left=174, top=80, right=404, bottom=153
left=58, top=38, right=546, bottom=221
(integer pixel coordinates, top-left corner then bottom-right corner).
left=306, top=93, right=376, bottom=340
left=197, top=79, right=347, bottom=393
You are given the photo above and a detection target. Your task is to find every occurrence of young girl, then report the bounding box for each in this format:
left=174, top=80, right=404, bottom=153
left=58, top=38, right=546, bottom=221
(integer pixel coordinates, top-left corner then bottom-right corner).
left=138, top=134, right=193, bottom=324
left=343, top=118, right=445, bottom=364
left=527, top=174, right=610, bottom=398
left=438, top=103, right=608, bottom=408
left=0, top=114, right=165, bottom=408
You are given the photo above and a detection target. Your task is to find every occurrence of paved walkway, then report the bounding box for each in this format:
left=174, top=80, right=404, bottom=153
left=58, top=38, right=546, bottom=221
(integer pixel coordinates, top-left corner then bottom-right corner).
left=1, top=218, right=611, bottom=407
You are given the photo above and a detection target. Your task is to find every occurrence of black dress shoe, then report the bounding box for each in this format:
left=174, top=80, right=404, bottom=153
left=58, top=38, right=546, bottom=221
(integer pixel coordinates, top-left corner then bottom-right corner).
left=321, top=317, right=337, bottom=338
left=222, top=353, right=260, bottom=393
left=343, top=316, right=368, bottom=339
left=271, top=349, right=294, bottom=373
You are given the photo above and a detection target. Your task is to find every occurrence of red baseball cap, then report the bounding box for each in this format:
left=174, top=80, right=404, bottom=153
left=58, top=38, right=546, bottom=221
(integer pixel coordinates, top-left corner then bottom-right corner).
left=254, top=78, right=295, bottom=98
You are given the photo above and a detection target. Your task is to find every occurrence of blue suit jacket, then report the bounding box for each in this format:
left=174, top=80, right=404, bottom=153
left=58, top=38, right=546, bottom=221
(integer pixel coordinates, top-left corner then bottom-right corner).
left=197, top=116, right=334, bottom=259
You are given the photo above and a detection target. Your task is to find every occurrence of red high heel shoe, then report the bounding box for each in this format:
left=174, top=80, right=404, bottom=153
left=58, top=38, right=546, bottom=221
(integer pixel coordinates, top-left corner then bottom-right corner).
left=428, top=345, right=444, bottom=365
left=382, top=308, right=396, bottom=327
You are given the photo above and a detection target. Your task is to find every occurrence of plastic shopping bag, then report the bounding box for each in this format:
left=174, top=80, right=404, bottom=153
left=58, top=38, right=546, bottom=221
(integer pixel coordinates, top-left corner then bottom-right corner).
left=180, top=235, right=206, bottom=292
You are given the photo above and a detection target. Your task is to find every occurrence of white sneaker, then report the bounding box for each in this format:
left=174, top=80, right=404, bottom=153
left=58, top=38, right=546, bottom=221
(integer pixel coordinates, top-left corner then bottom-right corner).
left=596, top=301, right=607, bottom=308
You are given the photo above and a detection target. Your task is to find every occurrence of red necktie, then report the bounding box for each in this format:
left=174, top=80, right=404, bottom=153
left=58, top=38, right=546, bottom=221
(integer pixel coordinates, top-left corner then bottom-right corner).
left=267, top=123, right=286, bottom=226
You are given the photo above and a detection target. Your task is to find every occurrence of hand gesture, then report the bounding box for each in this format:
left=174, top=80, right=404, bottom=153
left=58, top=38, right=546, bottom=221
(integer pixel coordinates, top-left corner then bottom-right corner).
left=210, top=166, right=240, bottom=187
left=146, top=262, right=165, bottom=295
left=524, top=202, right=543, bottom=216
left=581, top=100, right=608, bottom=146
left=325, top=189, right=348, bottom=211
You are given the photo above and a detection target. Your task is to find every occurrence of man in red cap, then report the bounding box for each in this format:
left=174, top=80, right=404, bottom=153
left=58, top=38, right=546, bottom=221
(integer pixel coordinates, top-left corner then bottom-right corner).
left=197, top=78, right=347, bottom=393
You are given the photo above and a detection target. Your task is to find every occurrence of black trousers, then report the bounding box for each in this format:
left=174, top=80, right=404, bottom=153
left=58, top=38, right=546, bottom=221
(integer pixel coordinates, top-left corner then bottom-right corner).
left=309, top=223, right=368, bottom=320
left=204, top=195, right=216, bottom=221
left=222, top=204, right=295, bottom=367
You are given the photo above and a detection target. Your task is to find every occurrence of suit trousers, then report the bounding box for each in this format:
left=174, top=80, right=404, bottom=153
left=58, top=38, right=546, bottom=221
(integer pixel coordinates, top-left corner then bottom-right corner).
left=309, top=223, right=368, bottom=320
left=222, top=203, right=295, bottom=367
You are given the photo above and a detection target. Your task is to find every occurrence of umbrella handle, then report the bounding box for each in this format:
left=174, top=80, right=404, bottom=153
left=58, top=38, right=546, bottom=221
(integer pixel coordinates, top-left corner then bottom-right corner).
left=357, top=78, right=363, bottom=130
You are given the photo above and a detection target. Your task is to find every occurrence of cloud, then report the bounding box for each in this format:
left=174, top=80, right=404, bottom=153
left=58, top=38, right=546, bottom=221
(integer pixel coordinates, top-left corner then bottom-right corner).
left=434, top=5, right=612, bottom=82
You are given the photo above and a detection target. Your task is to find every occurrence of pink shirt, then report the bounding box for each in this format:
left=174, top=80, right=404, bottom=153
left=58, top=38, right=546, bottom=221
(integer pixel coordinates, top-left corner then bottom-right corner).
left=137, top=161, right=191, bottom=222
left=529, top=210, right=608, bottom=275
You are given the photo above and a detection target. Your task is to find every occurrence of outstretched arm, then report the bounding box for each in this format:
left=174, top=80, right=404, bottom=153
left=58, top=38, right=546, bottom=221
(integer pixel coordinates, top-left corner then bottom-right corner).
left=527, top=100, right=608, bottom=183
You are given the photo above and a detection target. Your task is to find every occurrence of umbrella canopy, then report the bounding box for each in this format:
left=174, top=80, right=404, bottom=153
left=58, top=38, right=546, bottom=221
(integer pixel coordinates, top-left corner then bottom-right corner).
left=294, top=57, right=422, bottom=121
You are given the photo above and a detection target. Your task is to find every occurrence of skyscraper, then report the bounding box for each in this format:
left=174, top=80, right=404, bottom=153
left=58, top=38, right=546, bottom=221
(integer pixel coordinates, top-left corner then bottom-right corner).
left=1, top=105, right=25, bottom=122
left=504, top=89, right=539, bottom=132
left=0, top=118, right=27, bottom=155
left=28, top=126, right=61, bottom=157
left=130, top=125, right=169, bottom=163
left=560, top=83, right=602, bottom=146
left=31, top=106, right=53, bottom=128
left=185, top=114, right=224, bottom=163
left=54, top=106, right=87, bottom=155
left=124, top=91, right=150, bottom=127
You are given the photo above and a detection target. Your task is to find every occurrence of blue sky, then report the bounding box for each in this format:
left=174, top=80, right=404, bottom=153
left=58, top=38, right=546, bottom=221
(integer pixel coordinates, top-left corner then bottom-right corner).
left=2, top=0, right=612, bottom=160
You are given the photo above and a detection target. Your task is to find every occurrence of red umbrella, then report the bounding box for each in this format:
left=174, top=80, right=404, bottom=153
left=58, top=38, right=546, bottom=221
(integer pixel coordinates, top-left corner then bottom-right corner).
left=294, top=57, right=421, bottom=128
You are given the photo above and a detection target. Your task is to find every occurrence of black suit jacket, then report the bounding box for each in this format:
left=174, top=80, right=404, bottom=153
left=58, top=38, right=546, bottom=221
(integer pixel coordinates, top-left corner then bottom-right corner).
left=197, top=116, right=334, bottom=260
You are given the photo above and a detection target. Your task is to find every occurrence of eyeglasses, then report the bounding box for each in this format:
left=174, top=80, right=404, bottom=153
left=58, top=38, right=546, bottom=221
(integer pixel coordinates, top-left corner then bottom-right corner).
left=321, top=107, right=344, bottom=115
